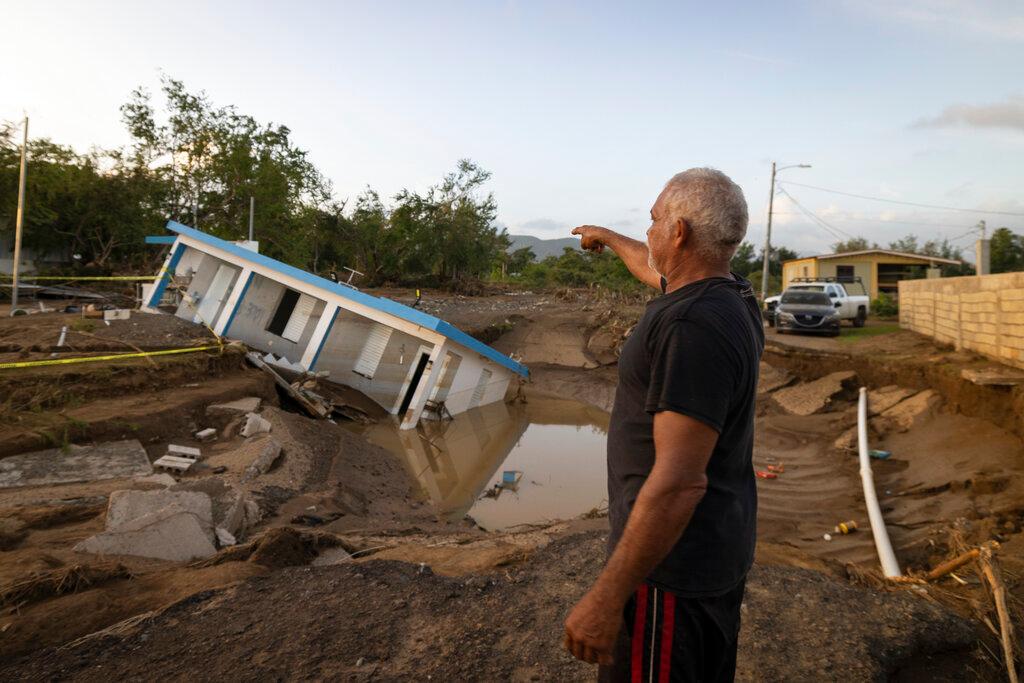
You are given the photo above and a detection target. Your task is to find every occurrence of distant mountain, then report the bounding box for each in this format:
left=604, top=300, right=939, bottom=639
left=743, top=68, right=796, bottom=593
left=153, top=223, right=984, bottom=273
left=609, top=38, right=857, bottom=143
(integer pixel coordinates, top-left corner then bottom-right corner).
left=507, top=234, right=582, bottom=260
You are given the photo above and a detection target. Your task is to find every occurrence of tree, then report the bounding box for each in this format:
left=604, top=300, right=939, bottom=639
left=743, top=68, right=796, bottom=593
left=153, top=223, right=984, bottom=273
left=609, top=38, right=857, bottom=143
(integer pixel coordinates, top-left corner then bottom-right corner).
left=729, top=241, right=757, bottom=275
left=507, top=247, right=536, bottom=275
left=991, top=227, right=1024, bottom=274
left=888, top=235, right=920, bottom=253
left=832, top=236, right=874, bottom=253
left=120, top=76, right=332, bottom=266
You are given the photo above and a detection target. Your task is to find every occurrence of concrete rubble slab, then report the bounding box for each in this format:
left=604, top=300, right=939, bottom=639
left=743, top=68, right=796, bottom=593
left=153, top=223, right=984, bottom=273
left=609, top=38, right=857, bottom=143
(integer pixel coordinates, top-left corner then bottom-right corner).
left=240, top=412, right=272, bottom=438
left=867, top=386, right=918, bottom=416
left=877, top=389, right=939, bottom=432
left=0, top=440, right=152, bottom=489
left=241, top=439, right=282, bottom=482
left=75, top=489, right=219, bottom=562
left=757, top=362, right=794, bottom=395
left=207, top=397, right=262, bottom=414
left=74, top=511, right=216, bottom=562
left=134, top=473, right=178, bottom=487
left=772, top=371, right=857, bottom=416
left=105, top=489, right=215, bottom=542
left=312, top=546, right=352, bottom=566
left=215, top=527, right=237, bottom=546
left=962, top=366, right=1024, bottom=386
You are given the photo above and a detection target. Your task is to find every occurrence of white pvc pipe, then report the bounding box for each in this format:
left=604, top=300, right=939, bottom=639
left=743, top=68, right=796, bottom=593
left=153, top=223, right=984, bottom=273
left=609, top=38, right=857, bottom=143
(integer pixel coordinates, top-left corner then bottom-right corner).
left=858, top=387, right=902, bottom=578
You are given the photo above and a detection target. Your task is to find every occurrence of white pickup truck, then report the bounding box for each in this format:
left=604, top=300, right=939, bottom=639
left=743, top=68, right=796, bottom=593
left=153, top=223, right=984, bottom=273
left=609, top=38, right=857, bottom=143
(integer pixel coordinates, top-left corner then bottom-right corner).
left=764, top=278, right=870, bottom=328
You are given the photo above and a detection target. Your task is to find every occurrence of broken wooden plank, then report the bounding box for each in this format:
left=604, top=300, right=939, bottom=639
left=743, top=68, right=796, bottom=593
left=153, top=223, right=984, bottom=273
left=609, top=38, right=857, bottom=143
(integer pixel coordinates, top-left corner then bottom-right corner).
left=245, top=352, right=330, bottom=419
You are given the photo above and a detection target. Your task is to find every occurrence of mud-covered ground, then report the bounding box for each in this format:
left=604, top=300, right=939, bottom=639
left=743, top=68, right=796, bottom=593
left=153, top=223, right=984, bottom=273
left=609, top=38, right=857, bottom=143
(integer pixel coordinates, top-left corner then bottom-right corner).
left=1, top=291, right=1022, bottom=680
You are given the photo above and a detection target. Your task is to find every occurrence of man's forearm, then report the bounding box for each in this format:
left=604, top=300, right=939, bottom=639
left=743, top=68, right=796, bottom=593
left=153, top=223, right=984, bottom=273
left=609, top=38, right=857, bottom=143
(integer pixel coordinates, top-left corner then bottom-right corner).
left=592, top=228, right=661, bottom=289
left=590, top=477, right=706, bottom=607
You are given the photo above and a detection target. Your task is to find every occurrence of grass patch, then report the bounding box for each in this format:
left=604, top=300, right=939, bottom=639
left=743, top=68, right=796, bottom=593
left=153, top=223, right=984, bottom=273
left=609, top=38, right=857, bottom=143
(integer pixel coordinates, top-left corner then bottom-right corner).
left=836, top=324, right=901, bottom=343
left=70, top=318, right=96, bottom=333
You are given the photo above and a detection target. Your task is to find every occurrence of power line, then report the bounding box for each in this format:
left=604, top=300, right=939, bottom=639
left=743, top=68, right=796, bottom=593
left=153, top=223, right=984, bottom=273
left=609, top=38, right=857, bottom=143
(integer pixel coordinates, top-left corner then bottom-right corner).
left=772, top=211, right=983, bottom=229
left=777, top=180, right=1024, bottom=217
left=777, top=188, right=854, bottom=241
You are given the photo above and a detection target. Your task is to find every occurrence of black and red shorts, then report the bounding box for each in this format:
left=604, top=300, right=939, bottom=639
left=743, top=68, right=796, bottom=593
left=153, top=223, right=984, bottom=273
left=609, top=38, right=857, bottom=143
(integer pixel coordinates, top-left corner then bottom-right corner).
left=598, top=579, right=745, bottom=683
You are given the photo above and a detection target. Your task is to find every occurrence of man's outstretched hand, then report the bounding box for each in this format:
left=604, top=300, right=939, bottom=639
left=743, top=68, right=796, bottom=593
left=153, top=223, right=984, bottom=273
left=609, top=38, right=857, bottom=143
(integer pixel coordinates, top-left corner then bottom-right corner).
left=572, top=225, right=608, bottom=253
left=563, top=588, right=620, bottom=665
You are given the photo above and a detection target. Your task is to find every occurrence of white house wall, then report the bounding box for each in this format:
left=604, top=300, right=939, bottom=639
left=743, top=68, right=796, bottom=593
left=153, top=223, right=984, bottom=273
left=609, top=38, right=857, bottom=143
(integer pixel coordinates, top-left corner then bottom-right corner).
left=441, top=345, right=514, bottom=416
left=316, top=308, right=436, bottom=412
left=173, top=250, right=241, bottom=328
left=225, top=274, right=327, bottom=363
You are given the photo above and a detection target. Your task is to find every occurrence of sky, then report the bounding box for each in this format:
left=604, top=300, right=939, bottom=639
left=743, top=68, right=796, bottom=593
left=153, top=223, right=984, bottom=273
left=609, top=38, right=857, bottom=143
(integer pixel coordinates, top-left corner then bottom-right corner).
left=3, top=0, right=1023, bottom=261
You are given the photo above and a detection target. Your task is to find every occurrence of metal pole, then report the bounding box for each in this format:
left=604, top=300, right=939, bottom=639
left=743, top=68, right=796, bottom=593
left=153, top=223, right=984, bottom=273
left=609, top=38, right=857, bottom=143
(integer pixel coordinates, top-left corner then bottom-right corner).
left=248, top=196, right=255, bottom=241
left=759, top=161, right=776, bottom=301
left=10, top=116, right=28, bottom=314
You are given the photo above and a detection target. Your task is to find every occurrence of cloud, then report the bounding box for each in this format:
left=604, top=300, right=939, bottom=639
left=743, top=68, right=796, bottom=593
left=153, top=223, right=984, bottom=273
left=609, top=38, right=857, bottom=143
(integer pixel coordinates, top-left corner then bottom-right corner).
left=516, top=218, right=570, bottom=233
left=912, top=96, right=1024, bottom=132
left=844, top=0, right=1024, bottom=42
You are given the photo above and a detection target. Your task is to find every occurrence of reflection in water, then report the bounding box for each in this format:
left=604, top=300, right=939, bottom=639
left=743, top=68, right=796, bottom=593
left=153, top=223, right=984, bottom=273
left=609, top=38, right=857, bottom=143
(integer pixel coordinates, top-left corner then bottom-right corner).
left=348, top=397, right=609, bottom=530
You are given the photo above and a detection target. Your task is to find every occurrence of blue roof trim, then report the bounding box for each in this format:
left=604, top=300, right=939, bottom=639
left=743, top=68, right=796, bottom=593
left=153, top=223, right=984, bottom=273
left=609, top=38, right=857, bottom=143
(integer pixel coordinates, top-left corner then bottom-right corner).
left=163, top=221, right=528, bottom=376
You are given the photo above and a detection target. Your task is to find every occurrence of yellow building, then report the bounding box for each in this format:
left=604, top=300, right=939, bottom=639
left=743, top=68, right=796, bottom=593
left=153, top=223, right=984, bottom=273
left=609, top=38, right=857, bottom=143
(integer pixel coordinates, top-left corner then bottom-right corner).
left=781, top=250, right=960, bottom=300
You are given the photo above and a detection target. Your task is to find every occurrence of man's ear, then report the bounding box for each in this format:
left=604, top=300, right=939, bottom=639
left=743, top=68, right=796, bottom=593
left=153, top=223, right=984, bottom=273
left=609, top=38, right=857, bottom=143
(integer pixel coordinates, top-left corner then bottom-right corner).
left=674, top=218, right=689, bottom=248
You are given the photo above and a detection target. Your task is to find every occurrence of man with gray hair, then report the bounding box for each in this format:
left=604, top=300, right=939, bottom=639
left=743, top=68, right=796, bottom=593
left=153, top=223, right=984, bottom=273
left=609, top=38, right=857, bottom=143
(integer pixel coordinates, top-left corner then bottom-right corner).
left=563, top=168, right=763, bottom=681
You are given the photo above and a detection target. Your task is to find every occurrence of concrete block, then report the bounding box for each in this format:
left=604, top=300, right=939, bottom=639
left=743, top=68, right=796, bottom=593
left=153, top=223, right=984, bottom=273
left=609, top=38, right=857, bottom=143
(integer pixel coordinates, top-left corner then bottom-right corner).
left=103, top=309, right=131, bottom=321
left=75, top=511, right=216, bottom=562
left=167, top=444, right=201, bottom=459
left=194, top=428, right=217, bottom=442
left=240, top=412, right=272, bottom=438
left=153, top=455, right=195, bottom=473
left=241, top=439, right=283, bottom=482
left=215, top=527, right=237, bottom=547
left=207, top=397, right=262, bottom=414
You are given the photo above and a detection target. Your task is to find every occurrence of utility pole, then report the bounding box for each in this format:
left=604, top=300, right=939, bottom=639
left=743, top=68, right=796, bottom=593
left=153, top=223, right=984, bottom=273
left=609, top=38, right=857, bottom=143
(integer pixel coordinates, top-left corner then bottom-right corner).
left=10, top=116, right=28, bottom=315
left=759, top=161, right=812, bottom=301
left=759, top=162, right=776, bottom=302
left=248, top=196, right=255, bottom=242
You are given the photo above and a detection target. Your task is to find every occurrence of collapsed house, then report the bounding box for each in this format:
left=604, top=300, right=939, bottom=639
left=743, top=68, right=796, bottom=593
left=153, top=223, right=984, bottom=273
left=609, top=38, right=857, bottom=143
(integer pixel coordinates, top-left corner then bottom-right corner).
left=144, top=221, right=527, bottom=428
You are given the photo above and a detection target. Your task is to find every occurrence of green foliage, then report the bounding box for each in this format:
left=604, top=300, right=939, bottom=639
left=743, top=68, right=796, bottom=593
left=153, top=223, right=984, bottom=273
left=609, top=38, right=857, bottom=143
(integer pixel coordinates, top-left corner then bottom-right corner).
left=871, top=292, right=899, bottom=317
left=515, top=247, right=643, bottom=293
left=2, top=77, right=511, bottom=288
left=990, top=227, right=1024, bottom=274
left=832, top=236, right=875, bottom=253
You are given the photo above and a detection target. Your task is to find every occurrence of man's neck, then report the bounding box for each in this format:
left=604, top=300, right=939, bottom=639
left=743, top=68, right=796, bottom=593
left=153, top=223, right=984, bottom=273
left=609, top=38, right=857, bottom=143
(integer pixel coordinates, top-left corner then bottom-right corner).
left=661, top=258, right=731, bottom=294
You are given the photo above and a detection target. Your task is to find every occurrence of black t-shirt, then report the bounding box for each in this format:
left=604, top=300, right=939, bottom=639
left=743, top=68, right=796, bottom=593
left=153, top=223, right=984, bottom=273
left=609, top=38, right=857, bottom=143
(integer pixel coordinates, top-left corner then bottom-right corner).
left=606, top=274, right=764, bottom=597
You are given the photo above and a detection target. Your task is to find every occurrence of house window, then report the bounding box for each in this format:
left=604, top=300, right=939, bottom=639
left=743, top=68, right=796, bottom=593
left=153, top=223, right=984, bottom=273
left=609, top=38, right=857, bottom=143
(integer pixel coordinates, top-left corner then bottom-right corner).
left=353, top=323, right=393, bottom=379
left=836, top=265, right=854, bottom=281
left=266, top=288, right=317, bottom=343
left=267, top=289, right=300, bottom=337
left=802, top=266, right=808, bottom=277
left=470, top=368, right=492, bottom=408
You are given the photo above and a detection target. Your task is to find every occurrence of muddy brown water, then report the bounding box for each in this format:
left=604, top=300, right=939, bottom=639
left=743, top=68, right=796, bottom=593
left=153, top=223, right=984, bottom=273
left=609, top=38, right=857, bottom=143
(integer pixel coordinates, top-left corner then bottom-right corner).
left=345, top=396, right=610, bottom=530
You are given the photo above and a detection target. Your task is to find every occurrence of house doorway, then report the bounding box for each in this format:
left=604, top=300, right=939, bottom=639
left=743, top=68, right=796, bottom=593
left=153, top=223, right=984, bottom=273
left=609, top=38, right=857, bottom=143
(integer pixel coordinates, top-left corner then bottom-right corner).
left=398, top=351, right=431, bottom=416
left=195, top=264, right=236, bottom=325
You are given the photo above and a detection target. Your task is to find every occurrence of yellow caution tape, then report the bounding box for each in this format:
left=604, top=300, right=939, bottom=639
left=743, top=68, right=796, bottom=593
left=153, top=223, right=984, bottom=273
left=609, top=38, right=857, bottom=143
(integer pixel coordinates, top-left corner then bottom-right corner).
left=0, top=344, right=224, bottom=370
left=1, top=275, right=167, bottom=281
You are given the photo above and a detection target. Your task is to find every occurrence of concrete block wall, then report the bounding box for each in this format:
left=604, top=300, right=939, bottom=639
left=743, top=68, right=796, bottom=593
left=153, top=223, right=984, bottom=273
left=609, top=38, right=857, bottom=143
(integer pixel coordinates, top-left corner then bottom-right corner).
left=899, top=272, right=1024, bottom=369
